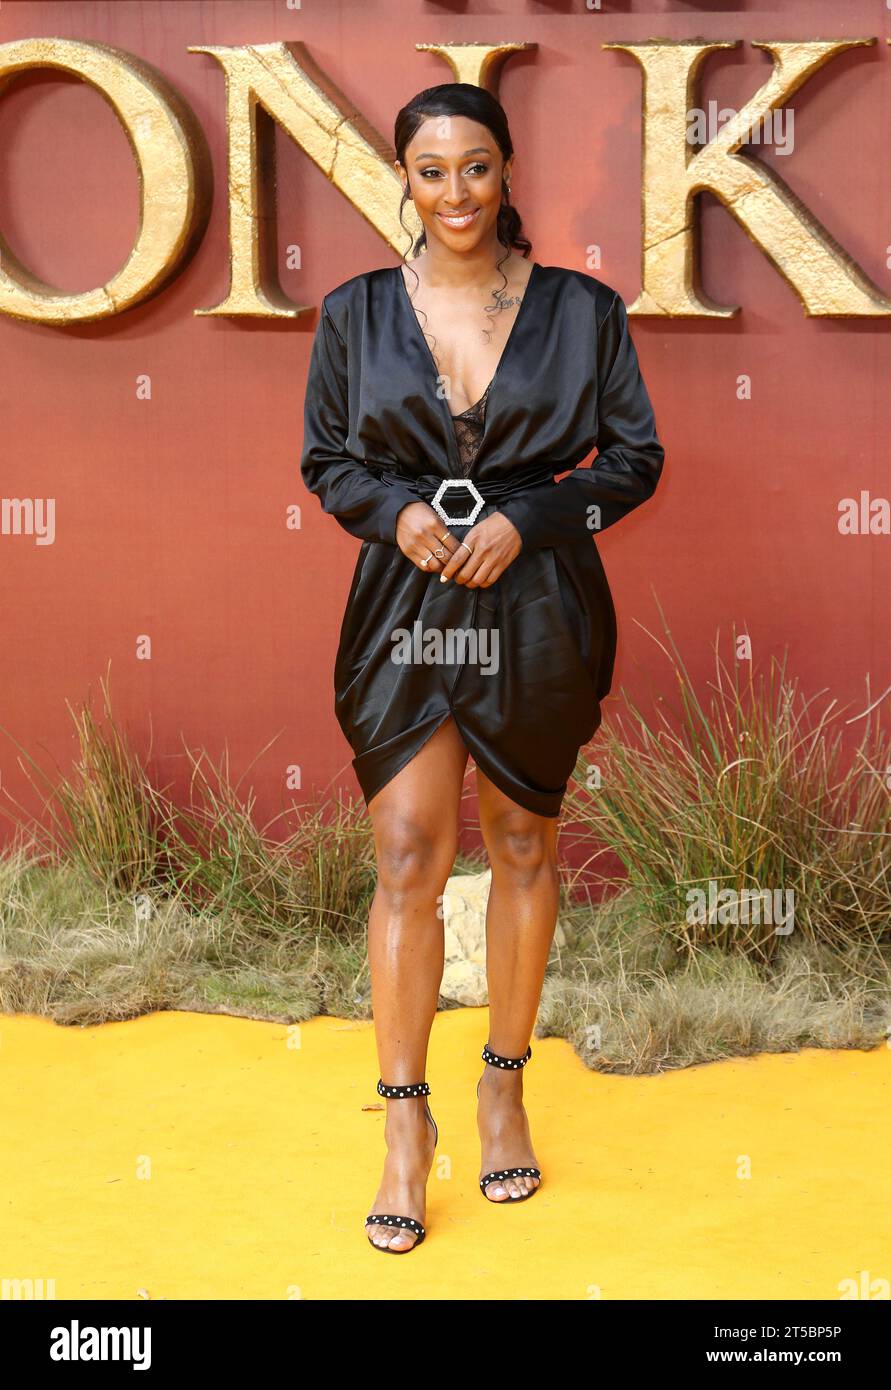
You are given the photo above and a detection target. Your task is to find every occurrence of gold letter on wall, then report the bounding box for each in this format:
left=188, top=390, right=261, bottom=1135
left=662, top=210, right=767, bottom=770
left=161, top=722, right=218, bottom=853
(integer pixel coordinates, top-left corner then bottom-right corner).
left=0, top=38, right=213, bottom=325
left=608, top=38, right=891, bottom=317
left=188, top=41, right=530, bottom=318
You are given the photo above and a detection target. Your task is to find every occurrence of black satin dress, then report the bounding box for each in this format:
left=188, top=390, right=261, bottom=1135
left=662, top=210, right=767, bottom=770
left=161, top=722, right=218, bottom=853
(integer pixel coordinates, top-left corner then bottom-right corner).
left=300, top=263, right=665, bottom=817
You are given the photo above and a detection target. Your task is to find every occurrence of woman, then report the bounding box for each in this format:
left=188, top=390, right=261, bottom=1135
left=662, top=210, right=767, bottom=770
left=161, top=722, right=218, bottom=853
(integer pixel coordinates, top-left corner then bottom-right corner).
left=300, top=83, right=665, bottom=1253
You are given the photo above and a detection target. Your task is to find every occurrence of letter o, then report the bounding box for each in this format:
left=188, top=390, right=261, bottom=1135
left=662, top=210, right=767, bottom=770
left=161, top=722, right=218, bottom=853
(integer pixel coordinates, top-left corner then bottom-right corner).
left=0, top=38, right=213, bottom=323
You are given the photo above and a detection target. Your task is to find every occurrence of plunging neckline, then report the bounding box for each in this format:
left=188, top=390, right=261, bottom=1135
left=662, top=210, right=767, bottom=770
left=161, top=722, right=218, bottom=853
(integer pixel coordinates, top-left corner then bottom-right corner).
left=395, top=260, right=540, bottom=468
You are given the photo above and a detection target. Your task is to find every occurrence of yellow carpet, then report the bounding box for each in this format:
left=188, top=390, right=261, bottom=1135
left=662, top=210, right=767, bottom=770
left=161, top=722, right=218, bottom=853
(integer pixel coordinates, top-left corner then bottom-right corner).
left=2, top=1007, right=888, bottom=1300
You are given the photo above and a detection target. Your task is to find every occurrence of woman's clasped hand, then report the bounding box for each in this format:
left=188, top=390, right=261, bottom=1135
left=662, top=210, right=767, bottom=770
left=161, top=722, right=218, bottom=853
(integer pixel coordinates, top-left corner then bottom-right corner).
left=395, top=501, right=522, bottom=587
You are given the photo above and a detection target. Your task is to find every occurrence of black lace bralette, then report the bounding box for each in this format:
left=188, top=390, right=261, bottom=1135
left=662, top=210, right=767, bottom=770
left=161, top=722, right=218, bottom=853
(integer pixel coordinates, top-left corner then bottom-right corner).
left=450, top=379, right=493, bottom=477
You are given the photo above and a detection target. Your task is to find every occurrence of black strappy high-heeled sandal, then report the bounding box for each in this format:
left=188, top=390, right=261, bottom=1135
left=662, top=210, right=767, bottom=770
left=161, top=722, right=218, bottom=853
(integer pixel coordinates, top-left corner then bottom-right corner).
left=365, top=1079, right=438, bottom=1253
left=476, top=1042, right=542, bottom=1203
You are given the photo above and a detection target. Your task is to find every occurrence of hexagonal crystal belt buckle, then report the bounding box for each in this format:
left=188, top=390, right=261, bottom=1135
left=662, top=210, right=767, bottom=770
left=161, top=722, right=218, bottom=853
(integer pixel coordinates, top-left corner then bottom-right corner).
left=430, top=479, right=485, bottom=527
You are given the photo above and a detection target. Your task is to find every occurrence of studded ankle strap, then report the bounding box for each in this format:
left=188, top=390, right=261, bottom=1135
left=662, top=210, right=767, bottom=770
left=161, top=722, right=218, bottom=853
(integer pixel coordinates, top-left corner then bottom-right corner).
left=481, top=1042, right=532, bottom=1070
left=376, top=1079, right=430, bottom=1098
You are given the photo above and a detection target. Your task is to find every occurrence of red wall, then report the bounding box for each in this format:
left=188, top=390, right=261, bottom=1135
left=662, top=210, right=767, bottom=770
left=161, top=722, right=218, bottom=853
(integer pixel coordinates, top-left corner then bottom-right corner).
left=2, top=0, right=890, bottom=842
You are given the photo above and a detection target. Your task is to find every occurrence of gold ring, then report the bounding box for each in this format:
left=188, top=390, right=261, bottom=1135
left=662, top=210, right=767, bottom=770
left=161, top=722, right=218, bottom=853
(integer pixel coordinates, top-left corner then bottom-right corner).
left=458, top=541, right=474, bottom=556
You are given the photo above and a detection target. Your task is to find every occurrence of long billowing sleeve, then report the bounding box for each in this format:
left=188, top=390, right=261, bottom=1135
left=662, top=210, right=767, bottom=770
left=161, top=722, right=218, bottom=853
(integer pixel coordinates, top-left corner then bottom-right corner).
left=496, top=291, right=664, bottom=550
left=300, top=299, right=419, bottom=544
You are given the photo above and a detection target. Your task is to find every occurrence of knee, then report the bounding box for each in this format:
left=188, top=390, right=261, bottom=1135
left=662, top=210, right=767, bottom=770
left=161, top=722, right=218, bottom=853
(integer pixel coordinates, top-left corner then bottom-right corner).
left=486, top=814, right=556, bottom=883
left=375, top=817, right=457, bottom=899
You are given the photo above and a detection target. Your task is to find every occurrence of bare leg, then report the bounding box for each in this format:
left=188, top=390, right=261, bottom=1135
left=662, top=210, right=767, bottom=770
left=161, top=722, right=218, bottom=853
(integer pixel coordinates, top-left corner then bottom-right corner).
left=364, top=716, right=469, bottom=1250
left=475, top=769, right=560, bottom=1201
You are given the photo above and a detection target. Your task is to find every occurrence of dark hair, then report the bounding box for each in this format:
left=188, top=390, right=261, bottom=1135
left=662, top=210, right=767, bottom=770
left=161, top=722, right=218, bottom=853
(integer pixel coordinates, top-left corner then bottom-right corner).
left=394, top=83, right=532, bottom=352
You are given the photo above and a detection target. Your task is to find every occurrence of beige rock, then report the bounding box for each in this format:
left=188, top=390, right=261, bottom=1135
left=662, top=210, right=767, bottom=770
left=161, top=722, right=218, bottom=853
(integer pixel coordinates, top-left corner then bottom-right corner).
left=439, top=867, right=566, bottom=1006
left=440, top=958, right=488, bottom=1008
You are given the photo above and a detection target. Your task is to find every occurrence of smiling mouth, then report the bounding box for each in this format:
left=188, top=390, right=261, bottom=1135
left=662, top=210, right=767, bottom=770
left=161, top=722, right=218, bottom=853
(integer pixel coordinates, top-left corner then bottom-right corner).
left=436, top=208, right=481, bottom=229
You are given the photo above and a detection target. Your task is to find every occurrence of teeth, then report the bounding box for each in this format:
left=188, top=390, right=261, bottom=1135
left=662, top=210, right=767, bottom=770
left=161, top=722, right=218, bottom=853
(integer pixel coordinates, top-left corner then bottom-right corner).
left=440, top=211, right=476, bottom=226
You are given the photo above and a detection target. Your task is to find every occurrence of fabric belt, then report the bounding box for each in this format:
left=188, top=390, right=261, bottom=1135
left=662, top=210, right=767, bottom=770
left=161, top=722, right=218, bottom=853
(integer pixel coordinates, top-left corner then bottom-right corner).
left=369, top=462, right=555, bottom=527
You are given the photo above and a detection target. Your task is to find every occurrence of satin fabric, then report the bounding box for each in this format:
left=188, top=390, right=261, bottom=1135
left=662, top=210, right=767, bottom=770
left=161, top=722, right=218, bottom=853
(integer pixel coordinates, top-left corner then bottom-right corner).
left=300, top=262, right=665, bottom=817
